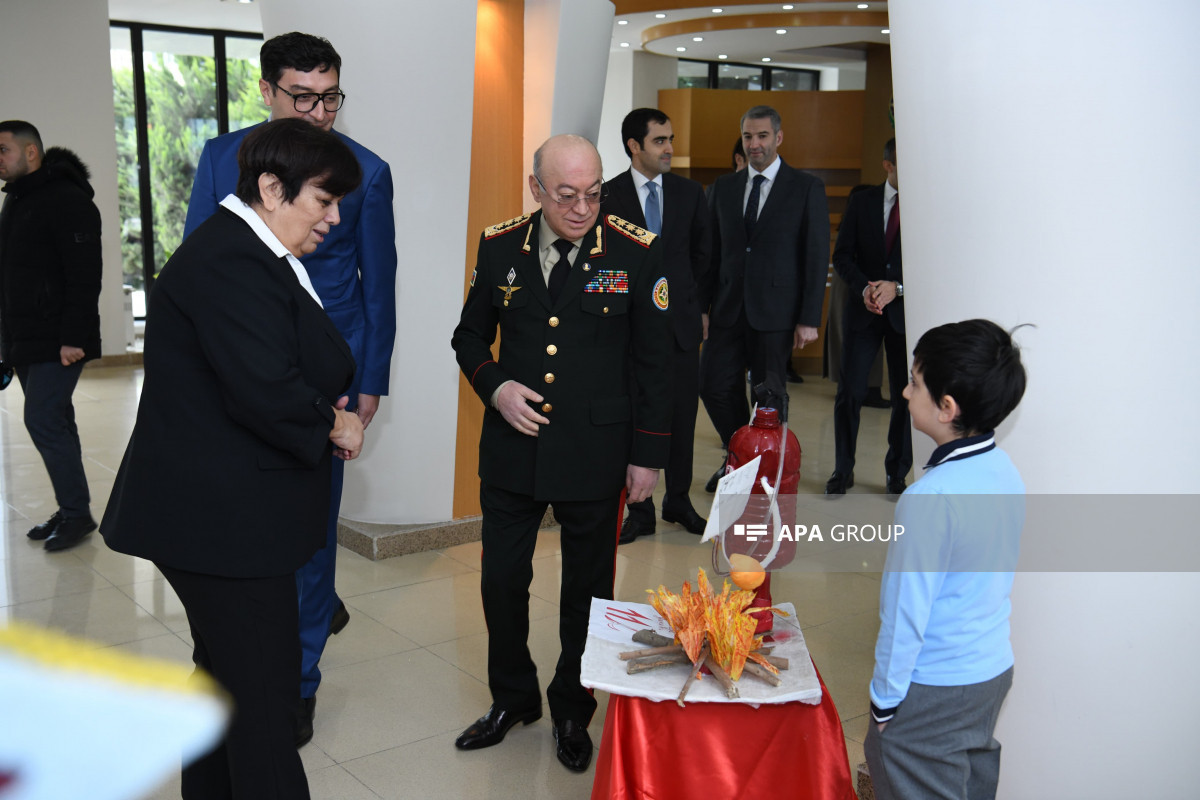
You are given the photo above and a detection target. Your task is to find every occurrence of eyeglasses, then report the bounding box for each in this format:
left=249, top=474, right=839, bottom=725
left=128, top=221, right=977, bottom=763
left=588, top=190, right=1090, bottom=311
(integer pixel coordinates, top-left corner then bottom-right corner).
left=273, top=85, right=346, bottom=113
left=535, top=175, right=606, bottom=208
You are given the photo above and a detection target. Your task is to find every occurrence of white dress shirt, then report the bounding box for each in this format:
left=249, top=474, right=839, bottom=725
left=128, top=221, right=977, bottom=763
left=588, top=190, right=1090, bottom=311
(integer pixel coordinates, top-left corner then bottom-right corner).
left=883, top=180, right=898, bottom=233
left=629, top=168, right=664, bottom=222
left=742, top=155, right=783, bottom=219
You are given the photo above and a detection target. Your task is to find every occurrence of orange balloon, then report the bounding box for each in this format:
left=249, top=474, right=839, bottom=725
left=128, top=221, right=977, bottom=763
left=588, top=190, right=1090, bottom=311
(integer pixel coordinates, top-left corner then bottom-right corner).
left=728, top=553, right=765, bottom=591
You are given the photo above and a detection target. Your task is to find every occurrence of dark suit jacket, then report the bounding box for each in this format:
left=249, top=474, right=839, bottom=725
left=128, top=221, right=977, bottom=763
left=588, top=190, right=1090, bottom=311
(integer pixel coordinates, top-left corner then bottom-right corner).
left=702, top=159, right=830, bottom=332
left=601, top=170, right=710, bottom=350
left=101, top=208, right=355, bottom=578
left=184, top=123, right=396, bottom=397
left=452, top=212, right=673, bottom=502
left=833, top=182, right=904, bottom=334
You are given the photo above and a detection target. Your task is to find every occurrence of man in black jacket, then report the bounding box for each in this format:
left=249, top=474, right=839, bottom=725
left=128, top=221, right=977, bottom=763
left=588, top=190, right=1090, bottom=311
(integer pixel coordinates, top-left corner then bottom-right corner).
left=0, top=120, right=102, bottom=551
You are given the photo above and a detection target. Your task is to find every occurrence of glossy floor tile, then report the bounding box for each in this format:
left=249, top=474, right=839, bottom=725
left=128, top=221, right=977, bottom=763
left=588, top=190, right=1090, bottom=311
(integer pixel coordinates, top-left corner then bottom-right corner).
left=0, top=365, right=899, bottom=798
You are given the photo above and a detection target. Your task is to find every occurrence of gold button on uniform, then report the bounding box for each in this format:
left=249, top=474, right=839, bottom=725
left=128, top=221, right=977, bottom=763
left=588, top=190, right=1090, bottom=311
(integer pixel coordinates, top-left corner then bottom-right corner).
left=544, top=373, right=555, bottom=384
left=541, top=403, right=553, bottom=413
left=549, top=316, right=560, bottom=327
left=546, top=344, right=557, bottom=355
left=603, top=306, right=610, bottom=314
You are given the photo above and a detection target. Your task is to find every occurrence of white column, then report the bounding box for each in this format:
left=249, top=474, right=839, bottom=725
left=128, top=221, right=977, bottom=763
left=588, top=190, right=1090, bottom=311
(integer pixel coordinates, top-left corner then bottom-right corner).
left=259, top=0, right=479, bottom=524
left=890, top=1, right=1200, bottom=796
left=0, top=0, right=125, bottom=358
left=523, top=0, right=614, bottom=204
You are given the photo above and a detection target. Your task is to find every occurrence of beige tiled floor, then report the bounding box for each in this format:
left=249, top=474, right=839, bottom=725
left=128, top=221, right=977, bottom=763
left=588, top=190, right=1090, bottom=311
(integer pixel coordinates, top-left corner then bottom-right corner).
left=1, top=365, right=904, bottom=799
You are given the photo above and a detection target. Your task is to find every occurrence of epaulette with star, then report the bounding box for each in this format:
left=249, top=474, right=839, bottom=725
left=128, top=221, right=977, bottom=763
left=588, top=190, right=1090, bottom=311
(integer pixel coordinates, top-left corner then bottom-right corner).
left=605, top=214, right=657, bottom=248
left=483, top=213, right=532, bottom=240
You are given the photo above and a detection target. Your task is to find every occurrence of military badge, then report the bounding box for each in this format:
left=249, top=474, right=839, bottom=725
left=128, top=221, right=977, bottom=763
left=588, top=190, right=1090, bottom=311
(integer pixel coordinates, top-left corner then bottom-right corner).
left=470, top=268, right=477, bottom=287
left=483, top=213, right=532, bottom=240
left=584, top=269, right=630, bottom=294
left=653, top=277, right=669, bottom=310
left=606, top=215, right=657, bottom=247
left=498, top=267, right=521, bottom=306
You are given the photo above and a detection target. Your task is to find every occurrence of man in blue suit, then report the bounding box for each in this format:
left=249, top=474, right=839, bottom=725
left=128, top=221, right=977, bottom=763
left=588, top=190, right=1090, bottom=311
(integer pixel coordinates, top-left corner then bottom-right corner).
left=183, top=31, right=397, bottom=747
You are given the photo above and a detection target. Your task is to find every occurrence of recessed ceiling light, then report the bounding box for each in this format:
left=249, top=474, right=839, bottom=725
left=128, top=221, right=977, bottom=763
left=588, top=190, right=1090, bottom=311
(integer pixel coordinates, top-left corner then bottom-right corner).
left=782, top=4, right=794, bottom=9
left=857, top=3, right=868, bottom=7
left=620, top=42, right=630, bottom=47
left=881, top=28, right=890, bottom=34
left=762, top=57, right=772, bottom=62
left=713, top=7, right=723, bottom=12
left=617, top=19, right=628, bottom=25
left=693, top=36, right=704, bottom=42
left=776, top=29, right=787, bottom=34
left=718, top=54, right=728, bottom=59
left=655, top=12, right=666, bottom=18
left=676, top=46, right=687, bottom=52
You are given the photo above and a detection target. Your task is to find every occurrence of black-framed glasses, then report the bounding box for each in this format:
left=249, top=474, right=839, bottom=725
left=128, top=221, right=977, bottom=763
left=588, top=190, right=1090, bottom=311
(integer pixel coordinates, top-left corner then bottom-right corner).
left=273, top=85, right=346, bottom=113
left=535, top=175, right=606, bottom=208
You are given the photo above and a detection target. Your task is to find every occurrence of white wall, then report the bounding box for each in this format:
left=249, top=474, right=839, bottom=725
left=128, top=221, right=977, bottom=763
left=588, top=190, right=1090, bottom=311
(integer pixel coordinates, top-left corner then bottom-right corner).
left=259, top=0, right=478, bottom=524
left=0, top=0, right=125, bottom=359
left=524, top=0, right=615, bottom=210
left=598, top=49, right=679, bottom=181
left=890, top=1, right=1200, bottom=795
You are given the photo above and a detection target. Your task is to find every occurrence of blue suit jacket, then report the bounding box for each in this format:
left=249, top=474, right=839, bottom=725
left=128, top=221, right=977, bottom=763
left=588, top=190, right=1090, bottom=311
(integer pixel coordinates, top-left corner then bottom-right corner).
left=183, top=122, right=397, bottom=397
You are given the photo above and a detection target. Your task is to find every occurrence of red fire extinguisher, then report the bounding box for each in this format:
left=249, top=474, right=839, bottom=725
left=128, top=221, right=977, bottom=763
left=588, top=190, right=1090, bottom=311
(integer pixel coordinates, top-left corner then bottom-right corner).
left=720, top=406, right=801, bottom=634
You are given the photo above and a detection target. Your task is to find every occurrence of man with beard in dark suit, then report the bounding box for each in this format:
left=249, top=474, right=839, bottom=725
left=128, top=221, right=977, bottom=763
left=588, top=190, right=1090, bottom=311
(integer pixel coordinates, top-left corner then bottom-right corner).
left=699, top=105, right=830, bottom=485
left=603, top=108, right=709, bottom=542
left=826, top=138, right=911, bottom=496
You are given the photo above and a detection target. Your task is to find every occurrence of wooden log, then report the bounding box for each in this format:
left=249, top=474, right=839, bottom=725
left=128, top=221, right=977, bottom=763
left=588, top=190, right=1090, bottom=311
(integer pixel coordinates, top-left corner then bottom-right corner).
left=763, top=655, right=789, bottom=670
left=742, top=661, right=783, bottom=687
left=676, top=640, right=711, bottom=707
left=626, top=652, right=691, bottom=674
left=618, top=645, right=684, bottom=660
left=632, top=629, right=674, bottom=648
left=703, top=655, right=740, bottom=699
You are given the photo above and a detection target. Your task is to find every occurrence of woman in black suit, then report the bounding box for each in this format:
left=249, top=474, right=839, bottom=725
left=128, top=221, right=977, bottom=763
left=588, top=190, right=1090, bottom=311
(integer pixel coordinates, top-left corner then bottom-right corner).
left=101, top=118, right=364, bottom=800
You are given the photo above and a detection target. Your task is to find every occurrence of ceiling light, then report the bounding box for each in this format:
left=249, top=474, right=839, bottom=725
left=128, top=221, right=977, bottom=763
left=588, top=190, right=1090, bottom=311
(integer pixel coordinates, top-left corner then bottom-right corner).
left=693, top=37, right=704, bottom=42
left=776, top=29, right=787, bottom=34
left=782, top=4, right=794, bottom=8
left=620, top=42, right=630, bottom=47
left=676, top=46, right=687, bottom=52
left=881, top=28, right=890, bottom=34
left=762, top=57, right=772, bottom=62
left=857, top=3, right=868, bottom=7
left=713, top=7, right=723, bottom=12
left=718, top=54, right=728, bottom=59
left=655, top=13, right=666, bottom=18
left=617, top=19, right=628, bottom=25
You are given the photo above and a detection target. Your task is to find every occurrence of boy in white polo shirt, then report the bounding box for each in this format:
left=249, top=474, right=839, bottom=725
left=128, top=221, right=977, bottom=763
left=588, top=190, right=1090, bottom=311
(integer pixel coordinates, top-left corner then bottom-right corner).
left=866, top=319, right=1028, bottom=800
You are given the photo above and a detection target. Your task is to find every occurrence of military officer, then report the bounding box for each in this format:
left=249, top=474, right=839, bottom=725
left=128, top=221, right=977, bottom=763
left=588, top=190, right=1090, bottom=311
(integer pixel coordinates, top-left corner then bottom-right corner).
left=451, top=134, right=672, bottom=774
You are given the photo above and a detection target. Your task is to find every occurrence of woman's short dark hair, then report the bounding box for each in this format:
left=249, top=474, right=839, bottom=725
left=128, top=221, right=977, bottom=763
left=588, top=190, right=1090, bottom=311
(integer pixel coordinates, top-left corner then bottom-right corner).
left=913, top=319, right=1029, bottom=436
left=235, top=118, right=362, bottom=206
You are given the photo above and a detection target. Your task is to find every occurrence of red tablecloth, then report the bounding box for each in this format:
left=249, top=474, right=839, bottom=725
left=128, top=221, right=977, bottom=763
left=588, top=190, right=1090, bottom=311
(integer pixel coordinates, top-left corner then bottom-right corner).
left=591, top=666, right=857, bottom=800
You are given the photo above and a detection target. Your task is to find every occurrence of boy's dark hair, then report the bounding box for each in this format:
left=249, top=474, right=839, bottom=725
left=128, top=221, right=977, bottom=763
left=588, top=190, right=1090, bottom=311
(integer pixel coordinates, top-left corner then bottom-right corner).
left=260, top=32, right=342, bottom=86
left=913, top=319, right=1028, bottom=436
left=235, top=118, right=361, bottom=206
left=621, top=108, right=670, bottom=158
left=0, top=120, right=44, bottom=156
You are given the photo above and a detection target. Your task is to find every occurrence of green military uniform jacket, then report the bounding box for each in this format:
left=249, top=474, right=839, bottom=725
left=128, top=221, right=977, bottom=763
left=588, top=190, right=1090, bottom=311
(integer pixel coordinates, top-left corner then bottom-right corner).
left=452, top=211, right=673, bottom=502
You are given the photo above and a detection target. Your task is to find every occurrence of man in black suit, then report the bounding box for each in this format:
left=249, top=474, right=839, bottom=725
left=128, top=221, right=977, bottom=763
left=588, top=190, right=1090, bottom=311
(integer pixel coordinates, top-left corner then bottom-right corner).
left=699, top=105, right=830, bottom=483
left=602, top=108, right=709, bottom=542
left=451, top=135, right=671, bottom=773
left=826, top=138, right=911, bottom=496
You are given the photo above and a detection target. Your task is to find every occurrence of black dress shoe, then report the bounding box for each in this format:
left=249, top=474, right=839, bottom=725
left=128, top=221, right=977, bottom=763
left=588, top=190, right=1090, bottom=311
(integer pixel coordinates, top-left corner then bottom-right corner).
left=862, top=388, right=890, bottom=409
left=455, top=705, right=542, bottom=750
left=295, top=696, right=315, bottom=748
left=43, top=515, right=96, bottom=552
left=328, top=599, right=350, bottom=636
left=824, top=472, right=855, bottom=496
left=27, top=511, right=62, bottom=541
left=552, top=718, right=593, bottom=772
left=618, top=515, right=655, bottom=545
left=786, top=367, right=805, bottom=384
left=886, top=476, right=907, bottom=496
left=662, top=506, right=706, bottom=535
left=704, top=461, right=727, bottom=493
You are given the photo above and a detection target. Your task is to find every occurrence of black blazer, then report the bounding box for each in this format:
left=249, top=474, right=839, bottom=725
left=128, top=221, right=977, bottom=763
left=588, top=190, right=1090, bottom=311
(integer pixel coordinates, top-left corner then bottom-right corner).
left=701, top=159, right=830, bottom=332
left=452, top=211, right=673, bottom=502
left=101, top=208, right=355, bottom=578
left=833, top=183, right=904, bottom=334
left=601, top=170, right=710, bottom=350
